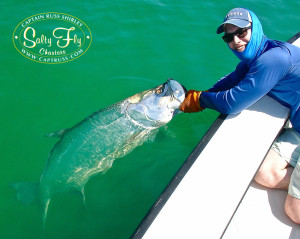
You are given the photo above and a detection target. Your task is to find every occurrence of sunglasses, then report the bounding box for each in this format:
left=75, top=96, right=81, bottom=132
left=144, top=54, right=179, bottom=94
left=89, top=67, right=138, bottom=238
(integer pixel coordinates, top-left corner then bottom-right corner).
left=222, top=26, right=251, bottom=43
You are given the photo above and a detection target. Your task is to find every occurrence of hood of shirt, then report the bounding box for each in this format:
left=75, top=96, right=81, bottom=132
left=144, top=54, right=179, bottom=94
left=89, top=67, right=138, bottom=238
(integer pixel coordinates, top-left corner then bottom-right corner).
left=230, top=9, right=268, bottom=65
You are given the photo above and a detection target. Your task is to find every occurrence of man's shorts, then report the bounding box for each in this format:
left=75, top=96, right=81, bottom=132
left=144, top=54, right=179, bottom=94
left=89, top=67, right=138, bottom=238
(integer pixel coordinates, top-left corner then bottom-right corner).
left=272, top=127, right=300, bottom=199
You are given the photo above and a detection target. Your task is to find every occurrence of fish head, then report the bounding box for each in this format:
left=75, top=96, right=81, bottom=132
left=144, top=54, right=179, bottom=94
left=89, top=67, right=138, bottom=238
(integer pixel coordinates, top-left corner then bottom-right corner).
left=126, top=79, right=187, bottom=128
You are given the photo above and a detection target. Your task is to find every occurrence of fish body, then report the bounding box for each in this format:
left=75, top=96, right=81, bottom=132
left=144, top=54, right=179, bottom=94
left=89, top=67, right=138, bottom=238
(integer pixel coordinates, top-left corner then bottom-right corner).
left=12, top=79, right=186, bottom=224
left=41, top=102, right=156, bottom=194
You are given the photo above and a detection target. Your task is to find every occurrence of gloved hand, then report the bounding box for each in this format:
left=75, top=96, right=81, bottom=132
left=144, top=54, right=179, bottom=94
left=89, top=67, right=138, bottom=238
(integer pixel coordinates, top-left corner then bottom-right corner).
left=179, top=90, right=205, bottom=113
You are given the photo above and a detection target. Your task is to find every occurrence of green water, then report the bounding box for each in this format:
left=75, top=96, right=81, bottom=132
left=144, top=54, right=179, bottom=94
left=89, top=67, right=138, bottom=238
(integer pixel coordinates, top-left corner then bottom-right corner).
left=1, top=0, right=299, bottom=238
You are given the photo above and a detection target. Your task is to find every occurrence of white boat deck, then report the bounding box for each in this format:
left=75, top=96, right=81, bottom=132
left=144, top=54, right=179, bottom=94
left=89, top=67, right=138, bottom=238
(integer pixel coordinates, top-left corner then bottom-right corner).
left=131, top=33, right=300, bottom=239
left=223, top=182, right=300, bottom=239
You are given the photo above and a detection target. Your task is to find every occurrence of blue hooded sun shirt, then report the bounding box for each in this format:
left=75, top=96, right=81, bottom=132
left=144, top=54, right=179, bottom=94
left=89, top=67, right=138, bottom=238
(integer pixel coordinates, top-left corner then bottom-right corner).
left=200, top=9, right=300, bottom=133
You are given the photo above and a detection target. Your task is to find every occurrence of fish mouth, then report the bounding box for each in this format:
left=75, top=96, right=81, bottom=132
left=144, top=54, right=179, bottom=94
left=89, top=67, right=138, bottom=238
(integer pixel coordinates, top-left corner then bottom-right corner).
left=163, top=79, right=187, bottom=116
left=165, top=79, right=187, bottom=104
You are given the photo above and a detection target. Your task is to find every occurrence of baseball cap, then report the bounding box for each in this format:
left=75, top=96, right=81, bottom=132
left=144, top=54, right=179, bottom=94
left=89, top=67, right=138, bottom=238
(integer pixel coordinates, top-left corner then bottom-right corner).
left=217, top=8, right=252, bottom=34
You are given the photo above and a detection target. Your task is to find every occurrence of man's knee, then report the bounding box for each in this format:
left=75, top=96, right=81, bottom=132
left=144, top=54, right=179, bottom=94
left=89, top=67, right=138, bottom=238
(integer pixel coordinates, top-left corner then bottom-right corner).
left=285, top=194, right=300, bottom=224
left=255, top=165, right=280, bottom=188
left=254, top=149, right=291, bottom=189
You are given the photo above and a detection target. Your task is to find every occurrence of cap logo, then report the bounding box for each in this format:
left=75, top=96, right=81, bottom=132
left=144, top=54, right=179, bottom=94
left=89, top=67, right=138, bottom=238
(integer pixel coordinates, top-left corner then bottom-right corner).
left=226, top=12, right=243, bottom=18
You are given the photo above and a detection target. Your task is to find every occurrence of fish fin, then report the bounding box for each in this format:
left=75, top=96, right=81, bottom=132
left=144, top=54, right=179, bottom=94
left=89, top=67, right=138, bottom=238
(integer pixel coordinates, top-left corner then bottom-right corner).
left=10, top=182, right=38, bottom=205
left=129, top=130, right=157, bottom=144
left=79, top=187, right=87, bottom=209
left=45, top=129, right=67, bottom=138
left=11, top=182, right=51, bottom=230
left=40, top=197, right=50, bottom=231
left=128, top=131, right=145, bottom=143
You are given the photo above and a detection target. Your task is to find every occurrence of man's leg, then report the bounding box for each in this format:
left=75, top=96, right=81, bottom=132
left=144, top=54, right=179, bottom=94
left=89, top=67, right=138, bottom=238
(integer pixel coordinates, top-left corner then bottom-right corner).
left=285, top=157, right=300, bottom=224
left=254, top=149, right=293, bottom=190
left=255, top=128, right=300, bottom=224
left=285, top=195, right=300, bottom=224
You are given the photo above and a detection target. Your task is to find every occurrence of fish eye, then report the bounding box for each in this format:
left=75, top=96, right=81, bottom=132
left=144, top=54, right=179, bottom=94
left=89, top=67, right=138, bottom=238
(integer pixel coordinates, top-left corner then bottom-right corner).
left=155, top=86, right=164, bottom=94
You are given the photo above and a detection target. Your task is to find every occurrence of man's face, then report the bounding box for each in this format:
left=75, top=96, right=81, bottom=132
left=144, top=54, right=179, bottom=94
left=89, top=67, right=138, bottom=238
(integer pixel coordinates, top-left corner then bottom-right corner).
left=224, top=24, right=251, bottom=52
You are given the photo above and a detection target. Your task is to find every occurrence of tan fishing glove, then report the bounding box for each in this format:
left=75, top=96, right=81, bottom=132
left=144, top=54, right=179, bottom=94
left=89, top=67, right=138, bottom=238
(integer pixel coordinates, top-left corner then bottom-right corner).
left=179, top=90, right=205, bottom=113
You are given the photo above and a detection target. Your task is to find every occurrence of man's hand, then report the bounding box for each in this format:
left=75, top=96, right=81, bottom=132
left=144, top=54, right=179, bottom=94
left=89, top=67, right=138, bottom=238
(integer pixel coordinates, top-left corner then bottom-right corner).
left=179, top=90, right=205, bottom=113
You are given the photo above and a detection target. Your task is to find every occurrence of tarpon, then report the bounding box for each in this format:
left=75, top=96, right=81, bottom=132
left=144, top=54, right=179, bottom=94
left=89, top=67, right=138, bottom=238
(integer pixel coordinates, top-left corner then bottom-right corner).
left=12, top=79, right=186, bottom=225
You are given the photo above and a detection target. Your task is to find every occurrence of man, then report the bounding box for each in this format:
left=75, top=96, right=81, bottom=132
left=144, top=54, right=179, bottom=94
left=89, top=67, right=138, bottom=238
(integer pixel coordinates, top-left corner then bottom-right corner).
left=180, top=8, right=300, bottom=224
